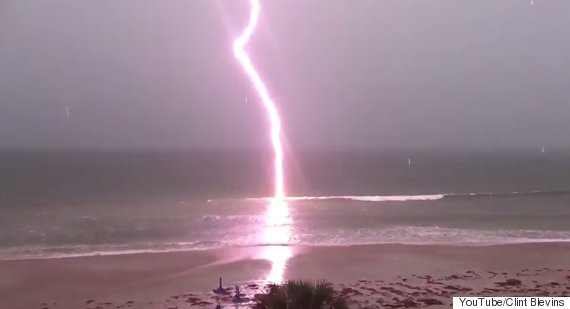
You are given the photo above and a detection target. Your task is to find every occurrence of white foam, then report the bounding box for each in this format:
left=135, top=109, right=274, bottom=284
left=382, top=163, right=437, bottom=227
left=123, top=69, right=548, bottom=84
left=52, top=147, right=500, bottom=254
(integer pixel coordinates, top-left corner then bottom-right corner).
left=247, top=194, right=445, bottom=202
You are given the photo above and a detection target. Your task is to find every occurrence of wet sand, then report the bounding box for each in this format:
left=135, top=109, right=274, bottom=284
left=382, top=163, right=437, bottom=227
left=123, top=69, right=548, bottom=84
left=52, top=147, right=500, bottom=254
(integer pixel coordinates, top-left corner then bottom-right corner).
left=1, top=243, right=570, bottom=309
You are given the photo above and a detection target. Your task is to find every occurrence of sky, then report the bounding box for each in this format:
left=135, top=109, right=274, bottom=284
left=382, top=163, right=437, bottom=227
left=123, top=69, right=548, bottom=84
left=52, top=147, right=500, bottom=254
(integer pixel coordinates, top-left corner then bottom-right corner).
left=1, top=0, right=569, bottom=151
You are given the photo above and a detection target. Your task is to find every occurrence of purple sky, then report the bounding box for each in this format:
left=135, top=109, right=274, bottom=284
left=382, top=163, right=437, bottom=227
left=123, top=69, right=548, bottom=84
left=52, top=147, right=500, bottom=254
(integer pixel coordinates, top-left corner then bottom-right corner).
left=1, top=0, right=569, bottom=150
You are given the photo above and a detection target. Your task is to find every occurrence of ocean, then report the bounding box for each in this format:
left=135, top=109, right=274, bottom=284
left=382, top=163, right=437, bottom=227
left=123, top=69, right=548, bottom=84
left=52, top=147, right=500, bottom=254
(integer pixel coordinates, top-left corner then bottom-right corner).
left=1, top=149, right=570, bottom=259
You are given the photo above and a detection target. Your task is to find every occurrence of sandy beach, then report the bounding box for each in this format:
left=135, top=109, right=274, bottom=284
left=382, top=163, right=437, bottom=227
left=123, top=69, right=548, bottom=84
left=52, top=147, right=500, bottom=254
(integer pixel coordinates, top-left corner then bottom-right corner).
left=1, top=242, right=570, bottom=309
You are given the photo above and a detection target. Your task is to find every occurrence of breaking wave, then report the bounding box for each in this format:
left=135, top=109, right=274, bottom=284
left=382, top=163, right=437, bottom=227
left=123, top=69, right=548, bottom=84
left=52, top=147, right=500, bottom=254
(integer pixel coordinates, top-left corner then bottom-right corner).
left=3, top=226, right=570, bottom=260
left=246, top=190, right=570, bottom=203
left=285, top=195, right=444, bottom=202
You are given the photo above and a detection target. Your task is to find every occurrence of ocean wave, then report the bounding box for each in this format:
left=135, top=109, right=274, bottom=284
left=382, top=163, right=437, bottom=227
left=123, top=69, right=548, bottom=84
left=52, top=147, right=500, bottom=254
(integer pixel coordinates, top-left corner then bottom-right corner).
left=195, top=214, right=264, bottom=223
left=445, top=190, right=570, bottom=199
left=245, top=190, right=570, bottom=203
left=289, top=226, right=570, bottom=247
left=0, top=241, right=224, bottom=260
left=286, top=195, right=445, bottom=202
left=246, top=195, right=444, bottom=202
left=3, top=226, right=570, bottom=260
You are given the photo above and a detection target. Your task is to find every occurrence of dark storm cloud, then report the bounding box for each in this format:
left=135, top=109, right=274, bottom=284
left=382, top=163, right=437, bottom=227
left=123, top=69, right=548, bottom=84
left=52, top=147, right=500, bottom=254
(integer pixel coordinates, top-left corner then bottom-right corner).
left=1, top=0, right=569, bottom=150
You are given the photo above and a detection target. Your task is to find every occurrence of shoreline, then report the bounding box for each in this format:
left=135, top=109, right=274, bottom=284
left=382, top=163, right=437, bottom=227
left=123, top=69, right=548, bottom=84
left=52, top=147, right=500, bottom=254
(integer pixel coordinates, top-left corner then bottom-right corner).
left=3, top=240, right=570, bottom=262
left=1, top=242, right=570, bottom=308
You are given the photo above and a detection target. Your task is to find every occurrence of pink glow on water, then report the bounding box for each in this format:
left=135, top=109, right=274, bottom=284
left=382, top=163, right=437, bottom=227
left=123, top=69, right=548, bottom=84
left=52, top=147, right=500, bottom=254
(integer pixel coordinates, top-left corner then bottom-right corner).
left=260, top=199, right=292, bottom=283
left=233, top=0, right=285, bottom=200
left=262, top=199, right=291, bottom=245
left=263, top=245, right=292, bottom=283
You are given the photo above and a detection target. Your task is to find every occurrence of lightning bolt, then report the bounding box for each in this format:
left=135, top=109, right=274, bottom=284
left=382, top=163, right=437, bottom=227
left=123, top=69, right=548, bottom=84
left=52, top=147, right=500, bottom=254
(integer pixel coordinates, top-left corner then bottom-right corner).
left=234, top=0, right=285, bottom=200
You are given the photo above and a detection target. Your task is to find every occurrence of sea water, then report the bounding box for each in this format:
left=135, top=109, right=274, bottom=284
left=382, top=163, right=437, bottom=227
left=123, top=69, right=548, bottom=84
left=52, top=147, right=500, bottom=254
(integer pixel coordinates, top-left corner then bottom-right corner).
left=1, top=149, right=570, bottom=259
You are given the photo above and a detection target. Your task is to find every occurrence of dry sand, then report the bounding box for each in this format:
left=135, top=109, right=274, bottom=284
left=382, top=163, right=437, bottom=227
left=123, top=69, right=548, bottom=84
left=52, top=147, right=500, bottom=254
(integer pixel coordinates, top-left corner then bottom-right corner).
left=1, top=243, right=570, bottom=309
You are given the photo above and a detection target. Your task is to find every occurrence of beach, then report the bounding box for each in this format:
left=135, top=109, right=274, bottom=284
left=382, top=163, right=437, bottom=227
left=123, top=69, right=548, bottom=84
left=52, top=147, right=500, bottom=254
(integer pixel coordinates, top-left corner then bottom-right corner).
left=2, top=242, right=570, bottom=309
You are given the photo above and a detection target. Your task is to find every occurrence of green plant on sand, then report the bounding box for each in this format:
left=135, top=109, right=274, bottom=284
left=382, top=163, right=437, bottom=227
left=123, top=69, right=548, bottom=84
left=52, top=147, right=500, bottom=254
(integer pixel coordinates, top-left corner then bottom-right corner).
left=253, top=280, right=347, bottom=309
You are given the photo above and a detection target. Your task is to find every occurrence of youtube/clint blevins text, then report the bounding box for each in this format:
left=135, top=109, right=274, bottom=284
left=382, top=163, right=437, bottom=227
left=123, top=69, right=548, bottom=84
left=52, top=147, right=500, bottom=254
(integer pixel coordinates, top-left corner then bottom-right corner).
left=454, top=297, right=568, bottom=308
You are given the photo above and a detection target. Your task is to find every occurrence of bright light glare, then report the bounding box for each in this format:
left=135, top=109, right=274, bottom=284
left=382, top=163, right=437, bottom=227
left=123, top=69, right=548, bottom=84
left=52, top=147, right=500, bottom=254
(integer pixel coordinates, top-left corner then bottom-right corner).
left=260, top=199, right=292, bottom=283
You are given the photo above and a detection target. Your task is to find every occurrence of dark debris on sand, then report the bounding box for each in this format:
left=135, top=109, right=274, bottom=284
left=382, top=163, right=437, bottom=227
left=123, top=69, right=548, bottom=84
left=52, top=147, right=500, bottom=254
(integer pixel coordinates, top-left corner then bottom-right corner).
left=340, top=267, right=569, bottom=309
left=66, top=267, right=570, bottom=309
